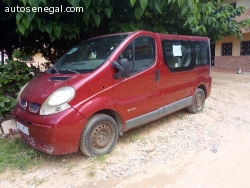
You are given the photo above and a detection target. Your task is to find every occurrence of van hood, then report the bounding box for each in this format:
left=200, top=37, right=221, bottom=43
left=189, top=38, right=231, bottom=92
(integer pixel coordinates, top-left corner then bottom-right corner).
left=20, top=73, right=89, bottom=104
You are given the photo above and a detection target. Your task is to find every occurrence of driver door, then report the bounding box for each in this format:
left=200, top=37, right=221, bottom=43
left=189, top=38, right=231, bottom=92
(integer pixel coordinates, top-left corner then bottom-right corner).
left=113, top=36, right=161, bottom=127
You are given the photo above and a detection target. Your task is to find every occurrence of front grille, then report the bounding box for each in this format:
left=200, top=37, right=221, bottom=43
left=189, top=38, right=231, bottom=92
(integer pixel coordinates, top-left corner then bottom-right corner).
left=20, top=99, right=27, bottom=110
left=19, top=99, right=41, bottom=113
left=29, top=103, right=41, bottom=113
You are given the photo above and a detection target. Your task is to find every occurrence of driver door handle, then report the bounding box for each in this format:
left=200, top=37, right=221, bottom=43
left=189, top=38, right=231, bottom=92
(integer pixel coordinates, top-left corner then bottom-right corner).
left=155, top=70, right=160, bottom=82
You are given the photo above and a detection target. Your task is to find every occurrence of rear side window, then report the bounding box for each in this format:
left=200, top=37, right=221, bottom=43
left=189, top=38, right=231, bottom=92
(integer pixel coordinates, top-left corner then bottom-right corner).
left=119, top=36, right=155, bottom=75
left=162, top=40, right=193, bottom=72
left=194, top=42, right=209, bottom=65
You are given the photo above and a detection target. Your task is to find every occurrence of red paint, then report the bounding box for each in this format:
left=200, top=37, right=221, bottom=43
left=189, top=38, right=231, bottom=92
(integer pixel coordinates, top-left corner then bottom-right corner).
left=14, top=30, right=212, bottom=155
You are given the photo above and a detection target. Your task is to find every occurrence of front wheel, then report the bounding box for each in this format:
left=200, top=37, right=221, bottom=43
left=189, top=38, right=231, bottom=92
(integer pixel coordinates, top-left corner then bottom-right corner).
left=80, top=114, right=118, bottom=157
left=188, top=88, right=205, bottom=113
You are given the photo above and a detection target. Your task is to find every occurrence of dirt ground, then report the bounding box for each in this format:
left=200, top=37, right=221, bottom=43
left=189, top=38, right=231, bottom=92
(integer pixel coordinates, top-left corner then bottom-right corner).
left=1, top=69, right=250, bottom=188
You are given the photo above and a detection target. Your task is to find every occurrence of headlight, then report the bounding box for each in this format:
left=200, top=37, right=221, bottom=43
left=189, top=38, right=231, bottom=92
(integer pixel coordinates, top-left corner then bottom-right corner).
left=17, top=82, right=29, bottom=100
left=40, top=86, right=75, bottom=115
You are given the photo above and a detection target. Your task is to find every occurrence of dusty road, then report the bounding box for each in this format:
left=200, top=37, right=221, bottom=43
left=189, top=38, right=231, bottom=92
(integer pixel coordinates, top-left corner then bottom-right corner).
left=1, top=70, right=250, bottom=188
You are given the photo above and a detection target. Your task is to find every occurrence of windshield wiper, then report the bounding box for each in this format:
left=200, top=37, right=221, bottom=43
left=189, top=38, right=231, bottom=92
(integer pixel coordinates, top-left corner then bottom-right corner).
left=59, top=69, right=80, bottom=74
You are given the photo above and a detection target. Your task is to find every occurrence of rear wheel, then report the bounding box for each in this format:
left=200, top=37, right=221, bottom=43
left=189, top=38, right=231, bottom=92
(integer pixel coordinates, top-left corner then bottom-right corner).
left=188, top=88, right=205, bottom=113
left=80, top=114, right=118, bottom=157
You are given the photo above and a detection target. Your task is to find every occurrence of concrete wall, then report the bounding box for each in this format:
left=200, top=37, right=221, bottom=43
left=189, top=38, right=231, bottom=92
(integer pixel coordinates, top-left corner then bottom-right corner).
left=236, top=7, right=250, bottom=34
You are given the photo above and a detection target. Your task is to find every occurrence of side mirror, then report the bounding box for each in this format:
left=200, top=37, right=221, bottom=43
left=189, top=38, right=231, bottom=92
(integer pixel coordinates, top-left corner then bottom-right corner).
left=112, top=58, right=130, bottom=79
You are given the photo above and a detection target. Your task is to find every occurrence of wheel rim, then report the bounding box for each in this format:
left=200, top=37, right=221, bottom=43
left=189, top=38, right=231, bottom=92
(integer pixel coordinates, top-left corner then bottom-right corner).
left=195, top=92, right=203, bottom=111
left=90, top=123, right=112, bottom=149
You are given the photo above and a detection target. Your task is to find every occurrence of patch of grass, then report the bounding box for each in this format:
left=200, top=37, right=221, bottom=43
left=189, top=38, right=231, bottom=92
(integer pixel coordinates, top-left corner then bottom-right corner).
left=0, top=137, right=49, bottom=173
left=178, top=114, right=185, bottom=120
left=66, top=163, right=76, bottom=171
left=157, top=136, right=166, bottom=142
left=95, top=154, right=107, bottom=163
left=130, top=134, right=139, bottom=142
left=86, top=165, right=96, bottom=177
left=62, top=162, right=77, bottom=175
left=89, top=154, right=107, bottom=164
left=27, top=177, right=45, bottom=186
left=87, top=171, right=95, bottom=177
left=139, top=136, right=146, bottom=143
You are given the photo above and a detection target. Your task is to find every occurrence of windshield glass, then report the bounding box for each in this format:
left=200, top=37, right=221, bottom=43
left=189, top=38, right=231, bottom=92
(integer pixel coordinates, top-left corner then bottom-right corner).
left=53, top=34, right=128, bottom=74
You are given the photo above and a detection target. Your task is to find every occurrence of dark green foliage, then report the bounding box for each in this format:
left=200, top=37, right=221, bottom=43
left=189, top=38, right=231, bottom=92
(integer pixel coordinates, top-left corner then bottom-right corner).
left=1, top=0, right=250, bottom=63
left=0, top=59, right=33, bottom=117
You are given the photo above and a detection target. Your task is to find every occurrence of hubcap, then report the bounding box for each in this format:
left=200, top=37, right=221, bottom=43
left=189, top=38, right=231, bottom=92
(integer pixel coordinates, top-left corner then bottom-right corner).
left=91, top=123, right=112, bottom=149
left=195, top=93, right=203, bottom=110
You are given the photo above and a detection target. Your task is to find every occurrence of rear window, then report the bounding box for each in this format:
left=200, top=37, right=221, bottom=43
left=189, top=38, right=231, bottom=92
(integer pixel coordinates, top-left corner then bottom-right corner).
left=194, top=42, right=209, bottom=65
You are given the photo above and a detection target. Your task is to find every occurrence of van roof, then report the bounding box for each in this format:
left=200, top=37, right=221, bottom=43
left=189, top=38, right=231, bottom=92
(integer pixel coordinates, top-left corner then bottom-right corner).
left=88, top=30, right=209, bottom=42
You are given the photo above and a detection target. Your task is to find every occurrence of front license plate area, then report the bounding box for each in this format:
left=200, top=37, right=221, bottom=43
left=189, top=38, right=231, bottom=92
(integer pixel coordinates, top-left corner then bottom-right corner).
left=16, top=121, right=29, bottom=135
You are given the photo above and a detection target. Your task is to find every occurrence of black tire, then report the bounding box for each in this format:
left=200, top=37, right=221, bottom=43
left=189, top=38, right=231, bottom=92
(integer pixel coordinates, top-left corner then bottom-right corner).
left=188, top=88, right=205, bottom=113
left=80, top=114, right=118, bottom=157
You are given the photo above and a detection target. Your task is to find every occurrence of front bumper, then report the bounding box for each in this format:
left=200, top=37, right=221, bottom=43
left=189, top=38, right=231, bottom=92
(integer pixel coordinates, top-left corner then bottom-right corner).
left=14, top=105, right=87, bottom=155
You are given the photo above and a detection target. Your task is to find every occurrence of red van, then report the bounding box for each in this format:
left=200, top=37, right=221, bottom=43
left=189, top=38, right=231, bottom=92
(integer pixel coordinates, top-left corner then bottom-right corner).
left=14, top=30, right=212, bottom=156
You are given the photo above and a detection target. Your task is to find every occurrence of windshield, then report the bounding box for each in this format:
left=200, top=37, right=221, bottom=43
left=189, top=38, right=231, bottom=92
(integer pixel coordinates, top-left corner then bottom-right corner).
left=53, top=34, right=128, bottom=74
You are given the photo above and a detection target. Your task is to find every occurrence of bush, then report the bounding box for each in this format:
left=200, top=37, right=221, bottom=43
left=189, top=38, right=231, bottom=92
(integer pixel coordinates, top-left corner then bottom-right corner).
left=0, top=59, right=33, bottom=118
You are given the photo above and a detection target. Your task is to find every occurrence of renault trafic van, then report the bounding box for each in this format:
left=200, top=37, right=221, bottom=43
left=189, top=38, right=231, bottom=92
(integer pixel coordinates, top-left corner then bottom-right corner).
left=14, top=30, right=212, bottom=156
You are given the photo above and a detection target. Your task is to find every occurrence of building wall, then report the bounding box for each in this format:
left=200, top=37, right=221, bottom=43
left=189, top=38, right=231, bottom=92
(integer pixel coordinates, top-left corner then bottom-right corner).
left=23, top=53, right=50, bottom=72
left=214, top=56, right=250, bottom=71
left=215, top=33, right=250, bottom=71
left=223, top=0, right=250, bottom=8
left=237, top=0, right=250, bottom=9
left=214, top=0, right=250, bottom=71
left=33, top=53, right=47, bottom=65
left=215, top=33, right=250, bottom=56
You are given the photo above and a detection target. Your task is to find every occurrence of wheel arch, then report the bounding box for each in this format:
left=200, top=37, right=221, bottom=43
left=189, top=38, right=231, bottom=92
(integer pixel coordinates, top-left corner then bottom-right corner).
left=75, top=97, right=125, bottom=135
left=92, top=109, right=124, bottom=136
left=197, top=84, right=207, bottom=98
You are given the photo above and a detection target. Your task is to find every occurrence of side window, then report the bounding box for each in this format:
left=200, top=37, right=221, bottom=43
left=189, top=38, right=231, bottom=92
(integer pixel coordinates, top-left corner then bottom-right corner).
left=119, top=43, right=133, bottom=61
left=162, top=40, right=192, bottom=72
left=119, top=36, right=155, bottom=75
left=194, top=42, right=209, bottom=65
left=133, top=37, right=155, bottom=73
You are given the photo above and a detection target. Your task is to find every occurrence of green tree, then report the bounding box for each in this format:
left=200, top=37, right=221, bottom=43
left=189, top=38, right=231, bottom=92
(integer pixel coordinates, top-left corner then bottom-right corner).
left=186, top=0, right=250, bottom=42
left=1, top=0, right=249, bottom=63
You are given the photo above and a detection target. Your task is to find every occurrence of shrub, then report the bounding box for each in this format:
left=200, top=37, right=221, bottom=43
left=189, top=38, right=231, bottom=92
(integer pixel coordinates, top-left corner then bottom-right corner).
left=0, top=59, right=33, bottom=118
